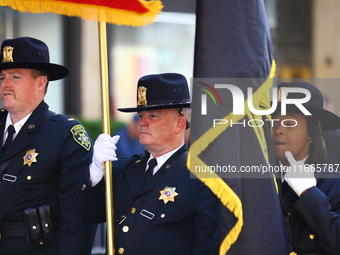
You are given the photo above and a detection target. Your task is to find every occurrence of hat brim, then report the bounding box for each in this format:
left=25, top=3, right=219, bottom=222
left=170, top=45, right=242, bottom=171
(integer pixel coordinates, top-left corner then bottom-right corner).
left=273, top=105, right=340, bottom=131
left=118, top=103, right=190, bottom=112
left=0, top=62, right=69, bottom=81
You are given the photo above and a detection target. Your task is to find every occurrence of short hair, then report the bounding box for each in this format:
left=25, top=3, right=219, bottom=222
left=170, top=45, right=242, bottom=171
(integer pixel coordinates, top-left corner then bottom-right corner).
left=31, top=69, right=50, bottom=94
left=305, top=116, right=327, bottom=164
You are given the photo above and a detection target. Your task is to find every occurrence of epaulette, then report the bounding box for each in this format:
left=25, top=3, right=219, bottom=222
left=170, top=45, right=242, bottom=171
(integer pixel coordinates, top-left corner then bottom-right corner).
left=114, top=153, right=145, bottom=170
left=116, top=153, right=144, bottom=164
left=131, top=153, right=144, bottom=163
left=50, top=114, right=78, bottom=124
left=132, top=153, right=148, bottom=166
left=0, top=108, right=7, bottom=116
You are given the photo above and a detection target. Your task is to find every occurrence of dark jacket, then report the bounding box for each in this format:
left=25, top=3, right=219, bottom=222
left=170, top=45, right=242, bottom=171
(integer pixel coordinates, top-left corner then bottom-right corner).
left=322, top=129, right=340, bottom=164
left=81, top=144, right=218, bottom=255
left=0, top=101, right=96, bottom=255
left=282, top=170, right=340, bottom=255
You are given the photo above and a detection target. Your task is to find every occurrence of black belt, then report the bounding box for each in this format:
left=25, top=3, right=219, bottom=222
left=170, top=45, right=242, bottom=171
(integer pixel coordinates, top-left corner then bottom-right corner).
left=1, top=222, right=26, bottom=237
left=0, top=218, right=59, bottom=238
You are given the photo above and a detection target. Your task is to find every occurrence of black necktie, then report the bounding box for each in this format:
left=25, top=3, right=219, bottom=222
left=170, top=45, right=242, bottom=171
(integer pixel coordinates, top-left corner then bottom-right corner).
left=3, top=125, right=15, bottom=152
left=145, top=158, right=157, bottom=183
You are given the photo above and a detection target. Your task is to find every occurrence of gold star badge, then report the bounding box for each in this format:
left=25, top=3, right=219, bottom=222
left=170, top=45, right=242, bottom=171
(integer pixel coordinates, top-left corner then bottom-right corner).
left=23, top=149, right=39, bottom=167
left=159, top=187, right=178, bottom=204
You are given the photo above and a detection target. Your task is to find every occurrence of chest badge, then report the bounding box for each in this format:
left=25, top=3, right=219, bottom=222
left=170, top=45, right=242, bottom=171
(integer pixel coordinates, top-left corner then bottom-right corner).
left=159, top=186, right=178, bottom=204
left=23, top=149, right=39, bottom=167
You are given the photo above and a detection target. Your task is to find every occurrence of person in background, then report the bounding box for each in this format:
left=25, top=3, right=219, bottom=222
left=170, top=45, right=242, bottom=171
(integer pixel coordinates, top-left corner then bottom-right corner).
left=272, top=81, right=340, bottom=255
left=0, top=37, right=96, bottom=255
left=115, top=114, right=145, bottom=157
left=80, top=73, right=218, bottom=255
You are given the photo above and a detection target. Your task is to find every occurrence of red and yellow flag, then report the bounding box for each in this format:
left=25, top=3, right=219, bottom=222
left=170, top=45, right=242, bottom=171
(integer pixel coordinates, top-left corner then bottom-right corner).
left=0, top=0, right=163, bottom=26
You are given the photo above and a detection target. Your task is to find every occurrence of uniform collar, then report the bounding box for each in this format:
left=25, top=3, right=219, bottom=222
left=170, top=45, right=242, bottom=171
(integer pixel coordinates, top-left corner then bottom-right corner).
left=4, top=112, right=32, bottom=137
left=148, top=142, right=185, bottom=174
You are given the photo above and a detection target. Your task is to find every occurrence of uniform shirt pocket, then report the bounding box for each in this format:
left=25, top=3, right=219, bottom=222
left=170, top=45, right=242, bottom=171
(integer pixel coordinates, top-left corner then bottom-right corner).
left=15, top=167, right=54, bottom=184
left=153, top=204, right=184, bottom=222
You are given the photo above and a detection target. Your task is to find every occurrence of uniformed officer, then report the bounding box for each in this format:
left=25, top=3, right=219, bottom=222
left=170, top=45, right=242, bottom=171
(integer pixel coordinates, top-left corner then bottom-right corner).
left=81, top=73, right=218, bottom=255
left=0, top=37, right=96, bottom=254
left=272, top=81, right=340, bottom=255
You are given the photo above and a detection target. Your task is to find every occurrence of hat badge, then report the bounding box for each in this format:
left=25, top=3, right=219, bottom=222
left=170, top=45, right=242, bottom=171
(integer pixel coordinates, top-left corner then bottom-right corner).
left=137, top=86, right=147, bottom=106
left=2, top=46, right=14, bottom=62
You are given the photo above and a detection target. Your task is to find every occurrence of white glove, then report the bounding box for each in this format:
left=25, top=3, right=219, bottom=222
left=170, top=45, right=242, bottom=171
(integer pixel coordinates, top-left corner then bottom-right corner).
left=284, top=151, right=316, bottom=197
left=90, top=134, right=120, bottom=186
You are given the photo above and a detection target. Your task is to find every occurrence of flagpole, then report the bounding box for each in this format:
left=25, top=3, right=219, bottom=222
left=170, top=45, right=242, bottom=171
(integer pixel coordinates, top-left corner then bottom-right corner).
left=98, top=21, right=115, bottom=255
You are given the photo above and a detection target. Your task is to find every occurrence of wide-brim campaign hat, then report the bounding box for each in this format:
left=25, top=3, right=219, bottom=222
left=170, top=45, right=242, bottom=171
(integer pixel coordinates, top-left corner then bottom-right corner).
left=118, top=73, right=191, bottom=112
left=0, top=37, right=69, bottom=81
left=273, top=81, right=340, bottom=131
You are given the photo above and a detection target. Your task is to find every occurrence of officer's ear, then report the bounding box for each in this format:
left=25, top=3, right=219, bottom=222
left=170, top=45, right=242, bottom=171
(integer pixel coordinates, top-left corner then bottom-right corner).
left=176, top=116, right=186, bottom=132
left=172, top=110, right=185, bottom=135
left=36, top=75, right=48, bottom=93
left=179, top=108, right=190, bottom=130
left=177, top=108, right=190, bottom=132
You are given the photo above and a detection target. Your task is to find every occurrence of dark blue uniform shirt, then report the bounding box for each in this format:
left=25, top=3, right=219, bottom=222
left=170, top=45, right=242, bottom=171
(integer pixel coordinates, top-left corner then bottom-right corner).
left=0, top=101, right=96, bottom=255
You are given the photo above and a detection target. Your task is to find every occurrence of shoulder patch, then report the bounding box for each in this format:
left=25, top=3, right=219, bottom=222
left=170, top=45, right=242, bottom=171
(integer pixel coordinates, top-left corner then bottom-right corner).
left=70, top=125, right=91, bottom=151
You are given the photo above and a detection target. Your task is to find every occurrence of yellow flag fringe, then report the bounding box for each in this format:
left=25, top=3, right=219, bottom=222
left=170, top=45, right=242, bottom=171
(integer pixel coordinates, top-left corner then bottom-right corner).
left=188, top=60, right=276, bottom=255
left=0, top=0, right=163, bottom=26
